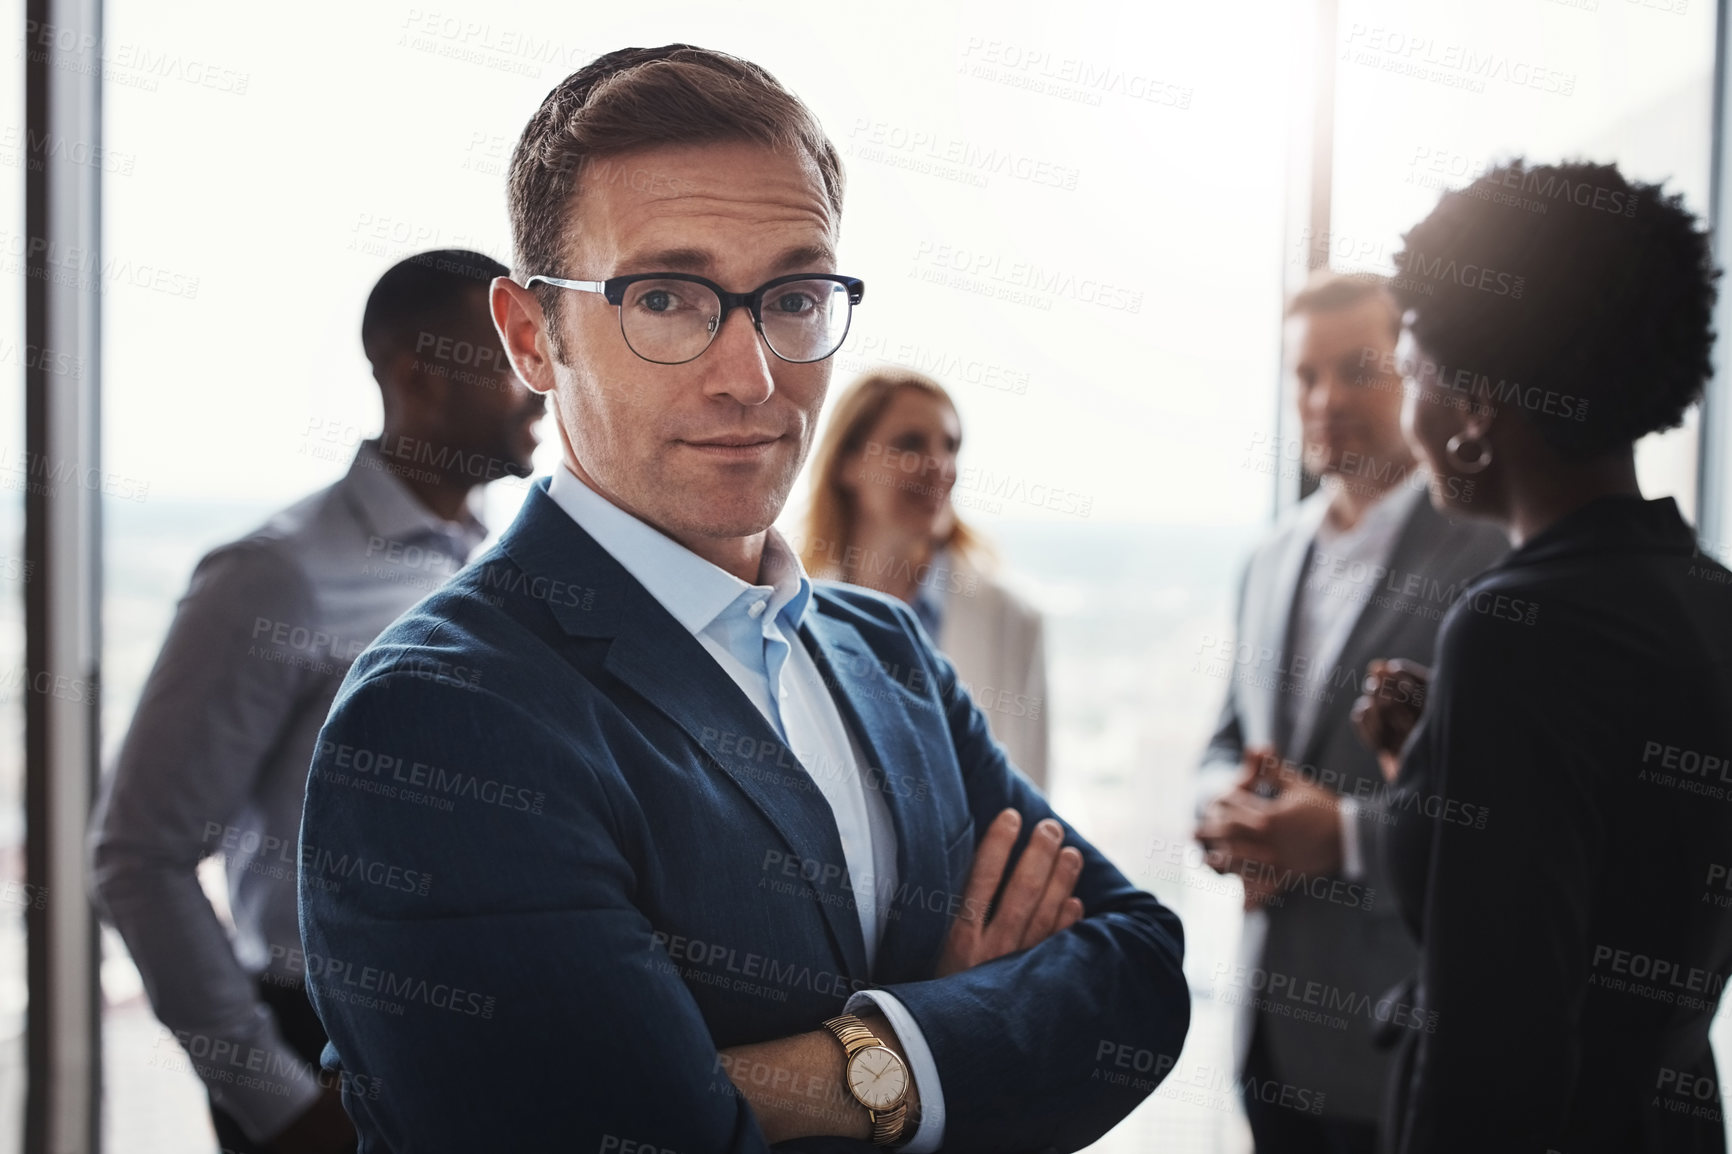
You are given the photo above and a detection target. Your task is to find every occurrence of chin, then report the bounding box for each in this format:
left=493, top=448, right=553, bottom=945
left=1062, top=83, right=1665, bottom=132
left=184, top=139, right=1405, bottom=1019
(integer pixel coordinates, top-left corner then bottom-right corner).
left=670, top=492, right=785, bottom=541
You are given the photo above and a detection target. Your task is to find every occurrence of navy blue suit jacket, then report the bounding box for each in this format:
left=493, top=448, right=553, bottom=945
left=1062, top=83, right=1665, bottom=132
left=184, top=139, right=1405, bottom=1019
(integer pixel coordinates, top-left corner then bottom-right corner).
left=298, top=482, right=1189, bottom=1152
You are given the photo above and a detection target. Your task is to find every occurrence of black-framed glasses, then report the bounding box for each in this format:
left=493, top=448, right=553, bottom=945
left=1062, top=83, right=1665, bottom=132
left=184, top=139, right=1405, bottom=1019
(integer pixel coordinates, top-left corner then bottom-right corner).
left=524, top=271, right=866, bottom=365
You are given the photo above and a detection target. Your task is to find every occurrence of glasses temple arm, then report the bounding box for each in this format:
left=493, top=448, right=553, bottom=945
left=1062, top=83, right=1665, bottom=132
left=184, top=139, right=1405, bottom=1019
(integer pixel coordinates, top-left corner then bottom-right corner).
left=523, top=275, right=608, bottom=294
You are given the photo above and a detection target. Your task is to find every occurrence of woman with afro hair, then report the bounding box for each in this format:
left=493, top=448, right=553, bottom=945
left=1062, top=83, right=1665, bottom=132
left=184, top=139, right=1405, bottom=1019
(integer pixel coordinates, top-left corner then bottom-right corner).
left=1353, top=159, right=1732, bottom=1153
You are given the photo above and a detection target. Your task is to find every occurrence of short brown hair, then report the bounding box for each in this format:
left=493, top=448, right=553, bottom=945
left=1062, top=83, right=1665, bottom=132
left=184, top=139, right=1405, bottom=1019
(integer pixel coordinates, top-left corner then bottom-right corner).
left=1285, top=269, right=1400, bottom=339
left=507, top=45, right=845, bottom=352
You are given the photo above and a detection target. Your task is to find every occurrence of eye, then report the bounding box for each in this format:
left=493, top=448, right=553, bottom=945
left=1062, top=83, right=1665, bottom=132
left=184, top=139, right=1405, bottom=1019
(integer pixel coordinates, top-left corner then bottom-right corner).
left=625, top=280, right=705, bottom=316
left=766, top=289, right=820, bottom=316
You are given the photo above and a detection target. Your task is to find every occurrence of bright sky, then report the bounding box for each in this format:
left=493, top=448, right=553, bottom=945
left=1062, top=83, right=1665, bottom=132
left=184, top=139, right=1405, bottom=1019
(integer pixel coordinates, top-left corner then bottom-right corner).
left=0, top=0, right=1718, bottom=527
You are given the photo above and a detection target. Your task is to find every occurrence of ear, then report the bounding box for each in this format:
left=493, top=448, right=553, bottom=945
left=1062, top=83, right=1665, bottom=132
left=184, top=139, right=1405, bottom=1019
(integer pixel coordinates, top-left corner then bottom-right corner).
left=492, top=275, right=559, bottom=395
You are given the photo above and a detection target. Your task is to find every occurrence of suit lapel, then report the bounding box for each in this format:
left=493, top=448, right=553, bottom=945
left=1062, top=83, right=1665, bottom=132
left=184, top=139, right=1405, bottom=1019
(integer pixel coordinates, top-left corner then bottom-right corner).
left=1257, top=497, right=1329, bottom=752
left=802, top=602, right=951, bottom=986
left=500, top=485, right=871, bottom=980
left=1292, top=494, right=1442, bottom=768
left=602, top=616, right=872, bottom=981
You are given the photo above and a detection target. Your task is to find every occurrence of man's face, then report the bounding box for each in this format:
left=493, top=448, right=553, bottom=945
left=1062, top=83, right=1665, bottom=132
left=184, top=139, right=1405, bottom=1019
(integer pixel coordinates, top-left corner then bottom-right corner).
left=429, top=288, right=546, bottom=478
left=540, top=140, right=838, bottom=544
left=1288, top=297, right=1410, bottom=480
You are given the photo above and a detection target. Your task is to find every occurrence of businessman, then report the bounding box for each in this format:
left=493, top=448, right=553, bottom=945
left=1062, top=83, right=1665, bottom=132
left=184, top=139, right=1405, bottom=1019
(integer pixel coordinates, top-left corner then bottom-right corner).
left=299, top=44, right=1189, bottom=1153
left=90, top=249, right=542, bottom=1154
left=1194, top=272, right=1505, bottom=1151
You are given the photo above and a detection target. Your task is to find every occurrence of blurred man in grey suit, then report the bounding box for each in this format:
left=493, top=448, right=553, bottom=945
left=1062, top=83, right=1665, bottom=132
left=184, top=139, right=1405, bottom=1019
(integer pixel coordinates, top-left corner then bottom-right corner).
left=1194, top=272, right=1506, bottom=1153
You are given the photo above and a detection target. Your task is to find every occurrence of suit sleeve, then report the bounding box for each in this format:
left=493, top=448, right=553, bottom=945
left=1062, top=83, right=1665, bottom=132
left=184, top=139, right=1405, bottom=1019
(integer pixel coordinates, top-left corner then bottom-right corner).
left=866, top=606, right=1191, bottom=1152
left=298, top=666, right=770, bottom=1154
left=88, top=541, right=324, bottom=1142
left=1393, top=608, right=1601, bottom=1153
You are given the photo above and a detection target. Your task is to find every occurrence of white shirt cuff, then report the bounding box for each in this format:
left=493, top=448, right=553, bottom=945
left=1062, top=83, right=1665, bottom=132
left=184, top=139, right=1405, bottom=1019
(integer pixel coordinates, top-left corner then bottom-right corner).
left=1339, top=795, right=1365, bottom=881
left=846, top=990, right=946, bottom=1151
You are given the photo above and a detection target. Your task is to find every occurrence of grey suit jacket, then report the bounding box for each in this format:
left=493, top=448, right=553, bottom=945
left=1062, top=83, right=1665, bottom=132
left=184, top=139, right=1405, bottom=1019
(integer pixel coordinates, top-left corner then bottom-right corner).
left=1197, top=484, right=1507, bottom=1122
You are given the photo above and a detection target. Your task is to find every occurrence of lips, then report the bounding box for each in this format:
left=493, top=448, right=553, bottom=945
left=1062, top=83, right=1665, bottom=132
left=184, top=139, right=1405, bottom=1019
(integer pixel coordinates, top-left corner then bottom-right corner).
left=680, top=434, right=782, bottom=448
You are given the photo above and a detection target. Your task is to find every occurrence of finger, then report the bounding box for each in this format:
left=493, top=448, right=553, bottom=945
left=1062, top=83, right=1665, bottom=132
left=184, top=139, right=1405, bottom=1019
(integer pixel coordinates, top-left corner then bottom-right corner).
left=1210, top=792, right=1272, bottom=834
left=1212, top=817, right=1269, bottom=846
left=1350, top=694, right=1381, bottom=750
left=1384, top=658, right=1431, bottom=682
left=958, top=809, right=1021, bottom=929
left=1022, top=845, right=1083, bottom=949
left=1055, top=896, right=1084, bottom=933
left=1235, top=745, right=1273, bottom=789
left=1378, top=749, right=1402, bottom=783
left=1245, top=749, right=1285, bottom=796
left=1195, top=804, right=1236, bottom=842
left=989, top=818, right=1065, bottom=947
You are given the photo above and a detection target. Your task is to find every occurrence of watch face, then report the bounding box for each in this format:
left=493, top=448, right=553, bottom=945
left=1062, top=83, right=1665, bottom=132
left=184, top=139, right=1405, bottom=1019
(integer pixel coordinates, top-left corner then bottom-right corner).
left=847, top=1045, right=909, bottom=1111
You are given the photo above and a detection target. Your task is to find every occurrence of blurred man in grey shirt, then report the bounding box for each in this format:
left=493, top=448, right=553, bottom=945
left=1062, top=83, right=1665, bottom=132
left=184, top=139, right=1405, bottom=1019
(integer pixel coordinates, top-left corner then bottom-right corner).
left=89, top=249, right=544, bottom=1153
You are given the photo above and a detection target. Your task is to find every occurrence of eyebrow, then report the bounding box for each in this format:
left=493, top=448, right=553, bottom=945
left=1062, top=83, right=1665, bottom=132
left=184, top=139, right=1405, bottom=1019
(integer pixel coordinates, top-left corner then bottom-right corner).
left=614, top=243, right=838, bottom=278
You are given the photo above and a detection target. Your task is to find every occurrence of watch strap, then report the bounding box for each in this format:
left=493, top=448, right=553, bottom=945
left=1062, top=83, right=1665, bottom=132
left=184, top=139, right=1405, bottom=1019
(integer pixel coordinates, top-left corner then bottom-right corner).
left=821, top=1013, right=910, bottom=1145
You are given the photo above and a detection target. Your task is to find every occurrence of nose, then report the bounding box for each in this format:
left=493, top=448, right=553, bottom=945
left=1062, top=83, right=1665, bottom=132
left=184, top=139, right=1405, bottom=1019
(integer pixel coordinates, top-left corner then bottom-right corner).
left=1306, top=370, right=1353, bottom=421
left=698, top=304, right=775, bottom=407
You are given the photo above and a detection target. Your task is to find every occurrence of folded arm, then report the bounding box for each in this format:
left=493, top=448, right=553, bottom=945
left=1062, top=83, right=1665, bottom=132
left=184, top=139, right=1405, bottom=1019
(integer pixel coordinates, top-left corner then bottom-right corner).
left=867, top=622, right=1191, bottom=1152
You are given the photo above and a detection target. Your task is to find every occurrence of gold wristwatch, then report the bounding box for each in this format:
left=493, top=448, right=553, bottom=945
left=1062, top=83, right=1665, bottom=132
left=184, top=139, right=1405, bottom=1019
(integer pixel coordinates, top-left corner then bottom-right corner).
left=821, top=1013, right=910, bottom=1145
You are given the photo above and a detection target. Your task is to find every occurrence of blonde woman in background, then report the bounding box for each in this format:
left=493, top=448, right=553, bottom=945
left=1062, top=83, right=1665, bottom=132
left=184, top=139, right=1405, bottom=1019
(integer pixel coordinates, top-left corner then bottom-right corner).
left=801, top=370, right=1051, bottom=791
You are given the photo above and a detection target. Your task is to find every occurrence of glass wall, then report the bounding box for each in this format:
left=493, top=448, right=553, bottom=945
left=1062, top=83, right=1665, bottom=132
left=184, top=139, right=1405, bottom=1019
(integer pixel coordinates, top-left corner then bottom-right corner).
left=71, top=1, right=1729, bottom=1152
left=1326, top=0, right=1714, bottom=515
left=0, top=1, right=29, bottom=1148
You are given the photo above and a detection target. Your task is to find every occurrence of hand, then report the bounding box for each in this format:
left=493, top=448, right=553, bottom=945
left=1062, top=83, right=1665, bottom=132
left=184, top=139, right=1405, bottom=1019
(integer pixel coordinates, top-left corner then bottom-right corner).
left=1350, top=659, right=1431, bottom=783
left=934, top=809, right=1084, bottom=977
left=265, top=1081, right=357, bottom=1154
left=1197, top=749, right=1343, bottom=910
left=1196, top=746, right=1278, bottom=870
left=1196, top=748, right=1278, bottom=907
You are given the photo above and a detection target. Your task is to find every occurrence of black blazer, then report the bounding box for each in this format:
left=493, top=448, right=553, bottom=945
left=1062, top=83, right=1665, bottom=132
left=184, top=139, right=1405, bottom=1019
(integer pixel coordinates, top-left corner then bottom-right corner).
left=1382, top=495, right=1732, bottom=1153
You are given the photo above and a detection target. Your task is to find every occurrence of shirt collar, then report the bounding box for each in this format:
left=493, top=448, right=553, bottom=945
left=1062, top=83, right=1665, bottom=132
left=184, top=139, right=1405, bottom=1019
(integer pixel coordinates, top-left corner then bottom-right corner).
left=343, top=440, right=488, bottom=557
left=547, top=463, right=812, bottom=638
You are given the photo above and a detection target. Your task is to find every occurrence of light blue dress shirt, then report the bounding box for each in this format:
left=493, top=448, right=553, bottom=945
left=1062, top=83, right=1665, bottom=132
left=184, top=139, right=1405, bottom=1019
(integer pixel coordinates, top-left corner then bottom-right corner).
left=546, top=465, right=947, bottom=1150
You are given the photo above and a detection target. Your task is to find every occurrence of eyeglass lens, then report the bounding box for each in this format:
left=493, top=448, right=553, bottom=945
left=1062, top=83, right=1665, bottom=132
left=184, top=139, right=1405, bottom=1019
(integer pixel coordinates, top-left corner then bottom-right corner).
left=617, top=278, right=853, bottom=364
